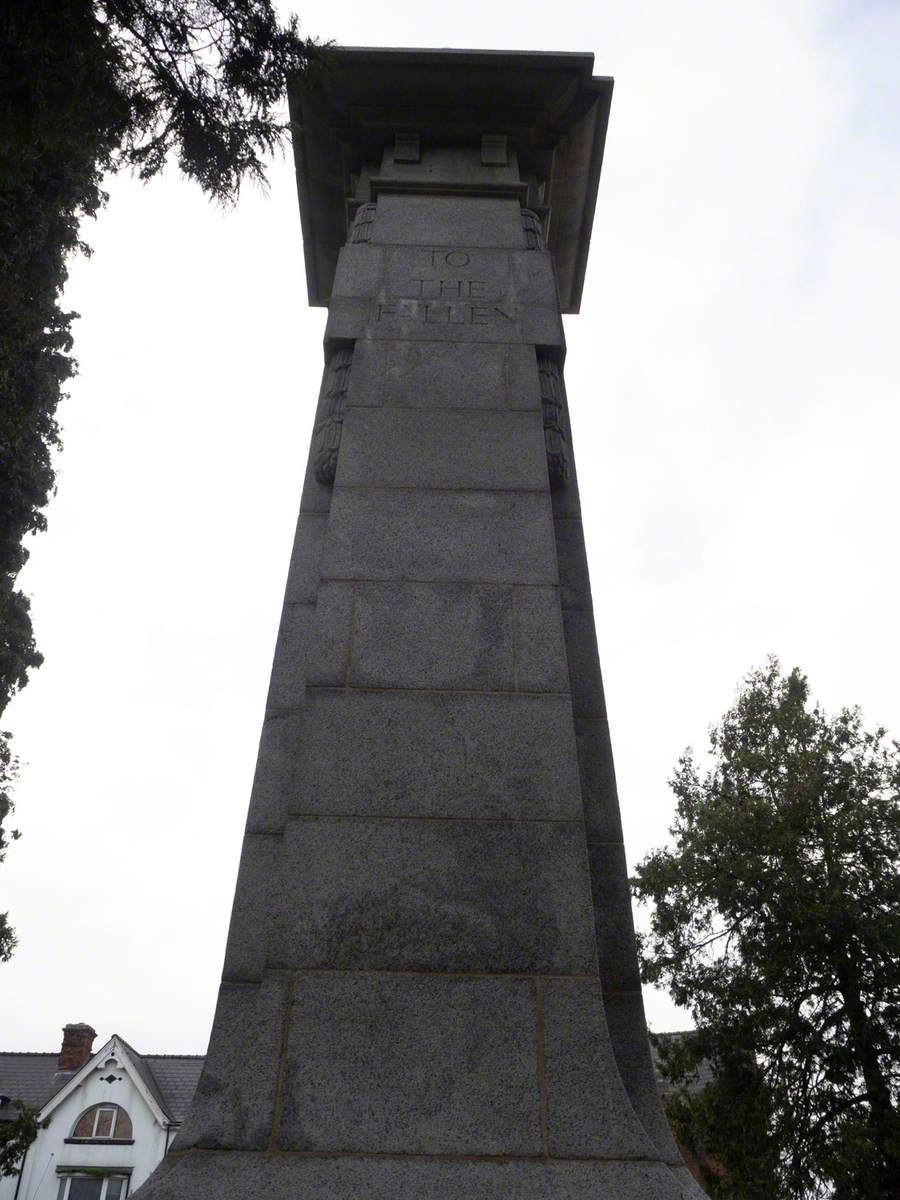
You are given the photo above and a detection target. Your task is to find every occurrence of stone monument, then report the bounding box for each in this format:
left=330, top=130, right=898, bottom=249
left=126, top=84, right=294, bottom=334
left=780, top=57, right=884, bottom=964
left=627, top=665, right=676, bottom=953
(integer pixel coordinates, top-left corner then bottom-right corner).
left=137, top=47, right=706, bottom=1200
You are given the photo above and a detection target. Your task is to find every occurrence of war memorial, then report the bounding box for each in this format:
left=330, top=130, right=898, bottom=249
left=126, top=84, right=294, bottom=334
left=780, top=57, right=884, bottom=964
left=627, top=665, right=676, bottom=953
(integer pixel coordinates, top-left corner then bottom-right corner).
left=137, top=47, right=705, bottom=1200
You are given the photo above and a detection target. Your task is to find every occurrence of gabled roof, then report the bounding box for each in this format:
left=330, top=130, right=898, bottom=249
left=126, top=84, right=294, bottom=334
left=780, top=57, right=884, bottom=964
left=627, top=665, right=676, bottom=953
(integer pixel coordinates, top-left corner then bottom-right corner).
left=0, top=1040, right=204, bottom=1126
left=0, top=1054, right=63, bottom=1114
left=140, top=1056, right=204, bottom=1123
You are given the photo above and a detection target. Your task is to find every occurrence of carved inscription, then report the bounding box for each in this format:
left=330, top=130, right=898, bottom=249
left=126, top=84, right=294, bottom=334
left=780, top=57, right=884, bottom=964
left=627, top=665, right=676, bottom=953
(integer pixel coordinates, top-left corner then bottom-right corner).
left=407, top=278, right=488, bottom=299
left=312, top=346, right=354, bottom=484
left=538, top=353, right=569, bottom=489
left=375, top=299, right=514, bottom=325
left=374, top=248, right=515, bottom=326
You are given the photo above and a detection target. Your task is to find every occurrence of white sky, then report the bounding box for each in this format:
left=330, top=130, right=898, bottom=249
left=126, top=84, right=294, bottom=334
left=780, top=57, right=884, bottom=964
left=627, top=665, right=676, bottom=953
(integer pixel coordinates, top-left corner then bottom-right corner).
left=3, top=0, right=898, bottom=1055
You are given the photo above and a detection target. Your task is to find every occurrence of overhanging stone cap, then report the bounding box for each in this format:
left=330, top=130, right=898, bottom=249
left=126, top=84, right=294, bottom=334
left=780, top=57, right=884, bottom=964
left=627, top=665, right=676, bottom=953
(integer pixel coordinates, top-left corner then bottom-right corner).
left=288, top=47, right=613, bottom=314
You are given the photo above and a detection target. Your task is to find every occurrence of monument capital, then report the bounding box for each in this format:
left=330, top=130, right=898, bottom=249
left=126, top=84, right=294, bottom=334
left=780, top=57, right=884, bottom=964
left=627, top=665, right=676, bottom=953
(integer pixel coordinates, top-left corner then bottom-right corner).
left=289, top=47, right=613, bottom=313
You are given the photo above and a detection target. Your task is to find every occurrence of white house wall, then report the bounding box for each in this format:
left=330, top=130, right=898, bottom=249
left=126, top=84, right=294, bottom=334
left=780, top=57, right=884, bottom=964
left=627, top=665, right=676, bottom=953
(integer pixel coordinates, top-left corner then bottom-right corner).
left=1, top=1060, right=170, bottom=1200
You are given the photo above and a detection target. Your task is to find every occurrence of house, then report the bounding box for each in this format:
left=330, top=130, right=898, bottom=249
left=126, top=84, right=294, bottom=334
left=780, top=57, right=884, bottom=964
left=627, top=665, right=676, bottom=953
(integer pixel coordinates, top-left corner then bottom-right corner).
left=0, top=1024, right=202, bottom=1200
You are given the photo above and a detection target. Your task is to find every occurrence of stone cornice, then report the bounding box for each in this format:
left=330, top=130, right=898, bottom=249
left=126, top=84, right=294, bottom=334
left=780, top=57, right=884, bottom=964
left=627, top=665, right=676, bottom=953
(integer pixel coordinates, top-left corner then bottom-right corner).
left=289, top=47, right=613, bottom=314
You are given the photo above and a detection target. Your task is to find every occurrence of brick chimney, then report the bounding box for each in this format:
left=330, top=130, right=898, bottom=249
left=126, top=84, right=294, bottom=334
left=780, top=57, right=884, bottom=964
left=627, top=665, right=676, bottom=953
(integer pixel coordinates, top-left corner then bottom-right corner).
left=58, top=1023, right=96, bottom=1072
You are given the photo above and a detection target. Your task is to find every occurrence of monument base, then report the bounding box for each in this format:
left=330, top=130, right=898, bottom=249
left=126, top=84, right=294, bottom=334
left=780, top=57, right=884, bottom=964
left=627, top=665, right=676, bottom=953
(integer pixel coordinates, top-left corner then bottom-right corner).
left=138, top=1151, right=701, bottom=1200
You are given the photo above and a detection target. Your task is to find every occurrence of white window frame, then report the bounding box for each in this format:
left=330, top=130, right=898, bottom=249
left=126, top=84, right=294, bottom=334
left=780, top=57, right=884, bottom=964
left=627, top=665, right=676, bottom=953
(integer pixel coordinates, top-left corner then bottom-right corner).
left=56, top=1173, right=130, bottom=1199
left=71, top=1104, right=131, bottom=1140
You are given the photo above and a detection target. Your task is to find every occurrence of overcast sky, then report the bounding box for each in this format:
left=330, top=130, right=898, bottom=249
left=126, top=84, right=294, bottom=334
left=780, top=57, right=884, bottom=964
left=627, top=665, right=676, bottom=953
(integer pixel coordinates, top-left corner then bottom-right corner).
left=3, top=0, right=898, bottom=1055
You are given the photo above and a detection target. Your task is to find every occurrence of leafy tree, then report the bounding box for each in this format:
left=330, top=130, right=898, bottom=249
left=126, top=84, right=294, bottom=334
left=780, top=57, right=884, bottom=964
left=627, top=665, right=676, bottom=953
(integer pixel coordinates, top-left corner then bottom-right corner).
left=0, top=1, right=319, bottom=940
left=0, top=1104, right=47, bottom=1179
left=633, top=659, right=900, bottom=1199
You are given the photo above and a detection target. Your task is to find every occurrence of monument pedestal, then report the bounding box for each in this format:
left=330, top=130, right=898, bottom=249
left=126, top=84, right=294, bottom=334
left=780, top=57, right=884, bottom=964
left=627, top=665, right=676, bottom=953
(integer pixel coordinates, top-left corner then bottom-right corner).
left=136, top=49, right=705, bottom=1200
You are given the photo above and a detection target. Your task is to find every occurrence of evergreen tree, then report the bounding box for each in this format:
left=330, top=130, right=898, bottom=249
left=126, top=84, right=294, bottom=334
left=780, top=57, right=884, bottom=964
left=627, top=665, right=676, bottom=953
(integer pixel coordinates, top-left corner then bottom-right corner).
left=634, top=660, right=900, bottom=1199
left=0, top=2, right=318, bottom=954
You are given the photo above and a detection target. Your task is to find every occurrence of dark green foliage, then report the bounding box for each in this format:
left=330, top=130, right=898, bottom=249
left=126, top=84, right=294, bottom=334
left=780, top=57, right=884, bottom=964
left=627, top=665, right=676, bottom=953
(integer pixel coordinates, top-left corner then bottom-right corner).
left=0, top=734, right=19, bottom=963
left=633, top=660, right=900, bottom=1199
left=0, top=1104, right=47, bottom=1178
left=653, top=1031, right=779, bottom=1199
left=0, top=0, right=318, bottom=954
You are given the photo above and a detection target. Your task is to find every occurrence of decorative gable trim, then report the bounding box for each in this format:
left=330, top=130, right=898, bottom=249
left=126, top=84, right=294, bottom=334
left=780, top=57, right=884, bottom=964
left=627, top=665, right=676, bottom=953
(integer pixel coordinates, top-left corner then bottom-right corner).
left=39, top=1036, right=169, bottom=1130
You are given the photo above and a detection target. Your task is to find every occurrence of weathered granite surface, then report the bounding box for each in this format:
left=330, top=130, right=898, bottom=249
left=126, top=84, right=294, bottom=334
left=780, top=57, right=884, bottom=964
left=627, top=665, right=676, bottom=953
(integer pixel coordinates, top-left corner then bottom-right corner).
left=138, top=1154, right=694, bottom=1200
left=135, top=46, right=706, bottom=1200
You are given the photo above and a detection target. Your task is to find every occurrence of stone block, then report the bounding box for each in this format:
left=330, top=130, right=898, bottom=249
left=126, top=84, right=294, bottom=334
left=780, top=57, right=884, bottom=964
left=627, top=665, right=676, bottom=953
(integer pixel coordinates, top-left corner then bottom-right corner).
left=601, top=990, right=685, bottom=1166
left=265, top=603, right=315, bottom=710
left=221, top=832, right=282, bottom=981
left=343, top=339, right=383, bottom=406
left=347, top=581, right=515, bottom=692
left=574, top=718, right=623, bottom=843
left=550, top=407, right=582, bottom=521
left=270, top=817, right=597, bottom=974
left=371, top=194, right=525, bottom=248
left=542, top=978, right=656, bottom=1159
left=553, top=517, right=593, bottom=611
left=322, top=489, right=558, bottom=585
left=520, top=304, right=566, bottom=348
left=277, top=974, right=541, bottom=1154
left=386, top=338, right=540, bottom=412
left=514, top=586, right=570, bottom=692
left=587, top=842, right=643, bottom=993
left=337, top=407, right=548, bottom=491
left=292, top=689, right=581, bottom=820
left=244, top=712, right=303, bottom=833
left=560, top=609, right=606, bottom=718
left=173, top=976, right=287, bottom=1151
left=510, top=252, right=562, bottom=307
left=331, top=243, right=384, bottom=298
left=136, top=1152, right=690, bottom=1200
left=347, top=340, right=540, bottom=411
left=283, top=511, right=327, bottom=604
left=323, top=296, right=371, bottom=344
left=503, top=343, right=542, bottom=409
left=551, top=474, right=582, bottom=520
left=304, top=583, right=354, bottom=688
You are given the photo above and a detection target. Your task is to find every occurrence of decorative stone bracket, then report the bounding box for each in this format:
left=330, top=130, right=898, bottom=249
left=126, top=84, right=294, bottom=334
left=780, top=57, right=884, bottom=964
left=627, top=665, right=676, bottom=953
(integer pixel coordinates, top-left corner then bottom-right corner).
left=313, top=346, right=354, bottom=484
left=521, top=208, right=546, bottom=251
left=538, top=352, right=569, bottom=489
left=350, top=203, right=377, bottom=244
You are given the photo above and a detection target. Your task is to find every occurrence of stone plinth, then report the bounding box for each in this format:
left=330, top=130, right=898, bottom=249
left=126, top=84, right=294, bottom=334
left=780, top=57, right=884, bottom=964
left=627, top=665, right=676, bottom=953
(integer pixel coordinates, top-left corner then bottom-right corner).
left=134, top=47, right=706, bottom=1200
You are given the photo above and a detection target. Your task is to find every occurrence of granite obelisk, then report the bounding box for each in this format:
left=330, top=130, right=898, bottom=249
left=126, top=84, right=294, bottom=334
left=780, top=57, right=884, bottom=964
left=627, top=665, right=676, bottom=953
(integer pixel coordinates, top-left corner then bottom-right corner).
left=137, top=47, right=706, bottom=1200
